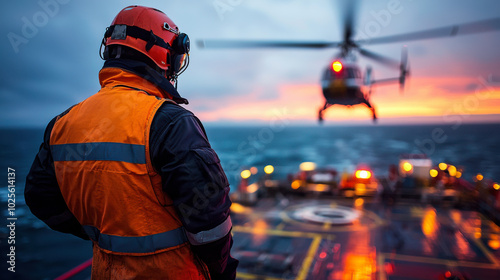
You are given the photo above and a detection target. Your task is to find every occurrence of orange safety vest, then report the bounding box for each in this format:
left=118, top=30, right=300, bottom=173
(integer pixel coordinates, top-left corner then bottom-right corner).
left=50, top=68, right=210, bottom=279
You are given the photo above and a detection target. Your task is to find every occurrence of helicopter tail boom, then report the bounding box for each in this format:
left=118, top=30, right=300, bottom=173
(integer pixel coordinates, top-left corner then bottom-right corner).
left=365, top=46, right=410, bottom=93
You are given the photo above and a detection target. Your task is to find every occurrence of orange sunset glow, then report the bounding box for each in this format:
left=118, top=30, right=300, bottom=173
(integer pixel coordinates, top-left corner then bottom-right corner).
left=193, top=76, right=500, bottom=123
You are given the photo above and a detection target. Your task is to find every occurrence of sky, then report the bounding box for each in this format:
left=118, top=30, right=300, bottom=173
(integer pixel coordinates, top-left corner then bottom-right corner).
left=1, top=0, right=500, bottom=127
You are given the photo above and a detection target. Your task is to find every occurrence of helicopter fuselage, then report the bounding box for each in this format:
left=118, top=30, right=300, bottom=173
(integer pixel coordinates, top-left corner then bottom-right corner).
left=320, top=59, right=368, bottom=106
left=317, top=58, right=378, bottom=122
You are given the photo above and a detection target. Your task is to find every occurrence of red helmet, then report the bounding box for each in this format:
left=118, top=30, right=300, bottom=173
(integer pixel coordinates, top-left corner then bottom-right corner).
left=102, top=5, right=190, bottom=76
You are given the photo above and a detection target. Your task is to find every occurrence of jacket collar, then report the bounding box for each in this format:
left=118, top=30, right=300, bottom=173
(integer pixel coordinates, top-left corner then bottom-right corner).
left=99, top=59, right=188, bottom=104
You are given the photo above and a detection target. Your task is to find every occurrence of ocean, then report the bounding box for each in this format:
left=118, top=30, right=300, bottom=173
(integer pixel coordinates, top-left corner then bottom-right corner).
left=0, top=123, right=499, bottom=279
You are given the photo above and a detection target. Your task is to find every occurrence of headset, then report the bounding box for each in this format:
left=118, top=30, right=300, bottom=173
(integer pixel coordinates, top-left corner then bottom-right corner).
left=100, top=23, right=191, bottom=82
left=169, top=32, right=190, bottom=80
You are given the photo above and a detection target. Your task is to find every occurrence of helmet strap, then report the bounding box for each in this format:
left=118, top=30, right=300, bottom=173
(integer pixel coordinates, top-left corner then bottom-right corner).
left=115, top=46, right=122, bottom=59
left=99, top=37, right=106, bottom=60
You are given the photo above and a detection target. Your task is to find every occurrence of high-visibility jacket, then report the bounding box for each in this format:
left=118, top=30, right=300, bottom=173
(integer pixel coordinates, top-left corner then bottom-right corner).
left=49, top=68, right=210, bottom=279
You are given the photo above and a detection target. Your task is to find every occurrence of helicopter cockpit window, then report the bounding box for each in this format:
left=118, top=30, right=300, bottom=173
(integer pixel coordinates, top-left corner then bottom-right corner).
left=347, top=68, right=356, bottom=78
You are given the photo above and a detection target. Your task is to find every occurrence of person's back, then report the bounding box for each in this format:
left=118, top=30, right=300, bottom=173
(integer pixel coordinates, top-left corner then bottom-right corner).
left=25, top=6, right=238, bottom=279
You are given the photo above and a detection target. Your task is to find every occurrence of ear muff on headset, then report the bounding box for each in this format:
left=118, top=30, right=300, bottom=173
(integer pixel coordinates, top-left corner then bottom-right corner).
left=168, top=33, right=190, bottom=77
left=173, top=53, right=188, bottom=73
left=172, top=33, right=190, bottom=54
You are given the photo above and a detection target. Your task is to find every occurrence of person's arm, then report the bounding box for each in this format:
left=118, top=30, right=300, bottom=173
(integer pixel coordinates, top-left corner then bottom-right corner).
left=24, top=116, right=89, bottom=240
left=150, top=104, right=238, bottom=280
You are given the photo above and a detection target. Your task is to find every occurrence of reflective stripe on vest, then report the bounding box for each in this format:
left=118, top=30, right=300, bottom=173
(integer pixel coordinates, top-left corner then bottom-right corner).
left=53, top=141, right=188, bottom=253
left=51, top=142, right=145, bottom=164
left=83, top=225, right=187, bottom=254
left=185, top=216, right=232, bottom=245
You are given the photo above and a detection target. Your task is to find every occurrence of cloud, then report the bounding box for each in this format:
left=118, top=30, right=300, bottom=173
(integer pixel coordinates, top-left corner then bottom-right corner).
left=1, top=0, right=500, bottom=127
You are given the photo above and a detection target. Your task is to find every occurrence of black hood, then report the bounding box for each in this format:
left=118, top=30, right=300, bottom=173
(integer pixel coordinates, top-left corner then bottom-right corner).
left=102, top=59, right=188, bottom=104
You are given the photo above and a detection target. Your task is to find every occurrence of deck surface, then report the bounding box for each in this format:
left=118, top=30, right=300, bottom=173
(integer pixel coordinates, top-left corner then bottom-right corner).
left=230, top=196, right=500, bottom=280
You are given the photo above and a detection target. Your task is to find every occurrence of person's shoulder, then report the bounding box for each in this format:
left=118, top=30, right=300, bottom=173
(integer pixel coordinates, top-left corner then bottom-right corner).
left=154, top=101, right=198, bottom=123
left=149, top=101, right=208, bottom=150
left=58, top=104, right=79, bottom=119
left=151, top=101, right=205, bottom=137
left=41, top=103, right=79, bottom=142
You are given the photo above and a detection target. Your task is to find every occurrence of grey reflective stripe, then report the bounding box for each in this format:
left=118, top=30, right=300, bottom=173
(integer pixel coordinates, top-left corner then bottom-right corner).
left=51, top=142, right=146, bottom=164
left=83, top=225, right=187, bottom=253
left=186, top=217, right=232, bottom=245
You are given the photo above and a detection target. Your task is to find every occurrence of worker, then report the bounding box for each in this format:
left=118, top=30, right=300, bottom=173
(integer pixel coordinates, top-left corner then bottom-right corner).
left=24, top=5, right=238, bottom=279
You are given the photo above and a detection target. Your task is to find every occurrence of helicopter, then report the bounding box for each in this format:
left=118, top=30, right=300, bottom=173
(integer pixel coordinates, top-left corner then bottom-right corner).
left=197, top=1, right=500, bottom=123
left=317, top=51, right=407, bottom=122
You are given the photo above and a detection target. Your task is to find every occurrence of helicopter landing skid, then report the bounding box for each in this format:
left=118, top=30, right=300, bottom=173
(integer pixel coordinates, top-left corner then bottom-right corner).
left=363, top=100, right=377, bottom=123
left=318, top=102, right=332, bottom=124
left=318, top=101, right=377, bottom=123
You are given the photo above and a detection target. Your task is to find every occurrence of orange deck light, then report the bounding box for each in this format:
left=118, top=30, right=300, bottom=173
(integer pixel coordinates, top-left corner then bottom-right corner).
left=355, top=170, right=371, bottom=179
left=402, top=162, right=413, bottom=173
left=430, top=169, right=438, bottom=178
left=241, top=170, right=251, bottom=179
left=439, top=163, right=447, bottom=171
left=476, top=173, right=484, bottom=181
left=264, top=165, right=274, bottom=174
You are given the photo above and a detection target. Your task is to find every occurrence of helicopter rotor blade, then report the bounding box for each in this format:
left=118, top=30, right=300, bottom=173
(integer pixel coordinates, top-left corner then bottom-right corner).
left=400, top=46, right=410, bottom=93
left=342, top=0, right=359, bottom=42
left=401, top=45, right=408, bottom=67
left=358, top=48, right=400, bottom=68
left=355, top=17, right=500, bottom=45
left=197, top=40, right=342, bottom=49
